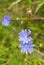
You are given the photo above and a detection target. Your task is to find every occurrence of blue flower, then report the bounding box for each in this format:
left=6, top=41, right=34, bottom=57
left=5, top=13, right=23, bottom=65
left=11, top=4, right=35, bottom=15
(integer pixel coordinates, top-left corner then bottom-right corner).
left=19, top=29, right=31, bottom=37
left=19, top=41, right=34, bottom=54
left=18, top=29, right=34, bottom=54
left=19, top=29, right=32, bottom=43
left=2, top=16, right=10, bottom=26
left=19, top=36, right=32, bottom=44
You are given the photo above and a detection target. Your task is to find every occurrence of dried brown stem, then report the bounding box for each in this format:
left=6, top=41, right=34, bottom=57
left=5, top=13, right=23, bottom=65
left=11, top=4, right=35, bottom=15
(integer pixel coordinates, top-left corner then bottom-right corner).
left=11, top=17, right=44, bottom=21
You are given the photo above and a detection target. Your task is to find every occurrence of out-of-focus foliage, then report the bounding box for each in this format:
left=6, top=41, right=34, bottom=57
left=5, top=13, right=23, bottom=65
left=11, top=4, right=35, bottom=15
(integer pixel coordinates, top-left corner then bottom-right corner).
left=0, top=0, right=44, bottom=65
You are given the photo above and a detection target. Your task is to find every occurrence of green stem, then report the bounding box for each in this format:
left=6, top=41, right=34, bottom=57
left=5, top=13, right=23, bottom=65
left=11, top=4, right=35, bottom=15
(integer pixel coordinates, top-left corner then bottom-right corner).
left=34, top=49, right=44, bottom=56
left=8, top=0, right=21, bottom=10
left=35, top=2, right=44, bottom=13
left=38, top=58, right=44, bottom=63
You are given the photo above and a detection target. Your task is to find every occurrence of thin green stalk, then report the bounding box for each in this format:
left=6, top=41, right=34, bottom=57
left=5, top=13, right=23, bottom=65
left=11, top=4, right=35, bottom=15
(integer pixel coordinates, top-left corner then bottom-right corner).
left=38, top=58, right=44, bottom=63
left=34, top=49, right=44, bottom=56
left=8, top=0, right=21, bottom=10
left=35, top=2, right=44, bottom=13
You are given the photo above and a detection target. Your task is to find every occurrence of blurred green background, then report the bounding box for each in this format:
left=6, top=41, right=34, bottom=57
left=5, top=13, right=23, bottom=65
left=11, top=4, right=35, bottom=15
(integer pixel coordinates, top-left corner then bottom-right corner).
left=0, top=0, right=44, bottom=65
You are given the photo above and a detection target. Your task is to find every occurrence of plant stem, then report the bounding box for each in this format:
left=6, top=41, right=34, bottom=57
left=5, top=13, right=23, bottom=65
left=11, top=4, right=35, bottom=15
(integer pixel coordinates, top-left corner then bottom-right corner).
left=34, top=49, right=44, bottom=56
left=11, top=17, right=44, bottom=21
left=8, top=0, right=21, bottom=10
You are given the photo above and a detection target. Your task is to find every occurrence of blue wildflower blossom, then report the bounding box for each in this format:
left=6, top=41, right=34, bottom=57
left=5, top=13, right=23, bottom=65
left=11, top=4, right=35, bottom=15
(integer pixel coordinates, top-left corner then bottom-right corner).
left=19, top=41, right=34, bottom=54
left=19, top=36, right=32, bottom=44
left=19, top=29, right=31, bottom=37
left=19, top=29, right=32, bottom=43
left=2, top=16, right=10, bottom=26
left=18, top=29, right=34, bottom=54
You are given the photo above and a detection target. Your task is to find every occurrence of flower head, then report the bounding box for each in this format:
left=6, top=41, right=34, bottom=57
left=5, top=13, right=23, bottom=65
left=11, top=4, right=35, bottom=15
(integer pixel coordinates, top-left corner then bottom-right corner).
left=18, top=29, right=34, bottom=54
left=19, top=29, right=31, bottom=37
left=19, top=29, right=32, bottom=43
left=2, top=16, right=10, bottom=26
left=19, top=41, right=34, bottom=54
